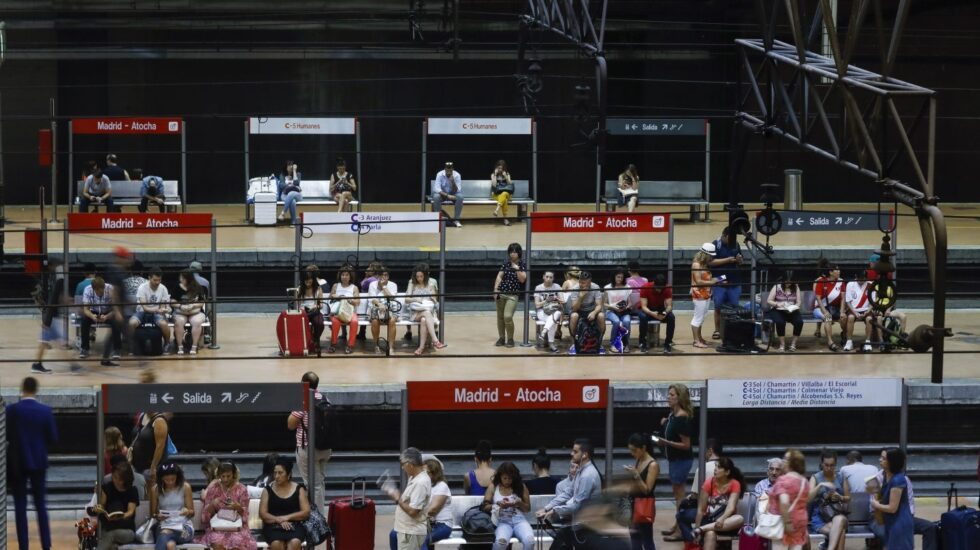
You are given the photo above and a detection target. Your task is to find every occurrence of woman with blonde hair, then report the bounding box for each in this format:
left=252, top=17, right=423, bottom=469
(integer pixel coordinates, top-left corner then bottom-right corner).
left=660, top=383, right=694, bottom=541
left=691, top=243, right=719, bottom=348
left=104, top=427, right=128, bottom=475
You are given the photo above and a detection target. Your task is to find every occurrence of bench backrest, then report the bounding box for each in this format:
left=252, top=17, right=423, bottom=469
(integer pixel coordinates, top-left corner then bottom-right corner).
left=449, top=493, right=554, bottom=528
left=604, top=180, right=703, bottom=200
left=430, top=179, right=530, bottom=199
left=77, top=180, right=179, bottom=200
left=846, top=492, right=872, bottom=524
left=245, top=178, right=345, bottom=200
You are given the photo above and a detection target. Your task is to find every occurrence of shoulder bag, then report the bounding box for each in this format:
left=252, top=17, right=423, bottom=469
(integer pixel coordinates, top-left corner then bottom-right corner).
left=135, top=517, right=157, bottom=543
left=755, top=477, right=806, bottom=541
left=336, top=298, right=355, bottom=323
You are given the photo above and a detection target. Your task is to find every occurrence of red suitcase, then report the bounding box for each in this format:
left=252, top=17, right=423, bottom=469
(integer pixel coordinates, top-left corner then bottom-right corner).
left=738, top=526, right=770, bottom=550
left=276, top=310, right=314, bottom=357
left=328, top=477, right=375, bottom=550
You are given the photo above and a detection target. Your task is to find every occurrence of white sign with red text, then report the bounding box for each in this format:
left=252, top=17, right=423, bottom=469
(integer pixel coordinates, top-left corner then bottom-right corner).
left=531, top=212, right=669, bottom=233
left=249, top=117, right=356, bottom=135
left=427, top=117, right=533, bottom=135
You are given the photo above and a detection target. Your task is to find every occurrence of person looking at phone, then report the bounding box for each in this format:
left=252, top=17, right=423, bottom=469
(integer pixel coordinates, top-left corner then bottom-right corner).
left=659, top=384, right=694, bottom=542
left=708, top=227, right=743, bottom=340
left=493, top=243, right=527, bottom=348
left=277, top=160, right=303, bottom=224
left=482, top=462, right=534, bottom=550
left=150, top=462, right=195, bottom=550
left=536, top=439, right=602, bottom=537
left=200, top=461, right=256, bottom=550
left=90, top=459, right=139, bottom=549
left=623, top=433, right=659, bottom=550
left=604, top=267, right=633, bottom=353
left=329, top=158, right=357, bottom=213
left=432, top=162, right=464, bottom=227
left=387, top=447, right=432, bottom=550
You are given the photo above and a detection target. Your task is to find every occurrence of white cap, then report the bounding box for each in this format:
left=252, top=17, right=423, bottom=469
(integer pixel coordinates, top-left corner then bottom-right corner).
left=700, top=242, right=717, bottom=256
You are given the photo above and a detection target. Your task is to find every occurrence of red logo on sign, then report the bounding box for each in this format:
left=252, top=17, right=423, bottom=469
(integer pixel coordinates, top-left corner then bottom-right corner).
left=407, top=379, right=608, bottom=411
left=72, top=118, right=183, bottom=135
left=531, top=212, right=669, bottom=233
left=68, top=213, right=212, bottom=234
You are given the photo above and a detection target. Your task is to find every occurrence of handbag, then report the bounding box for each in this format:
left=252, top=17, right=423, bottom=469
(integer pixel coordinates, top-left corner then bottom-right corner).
left=632, top=497, right=655, bottom=524
left=303, top=506, right=331, bottom=546
left=211, top=507, right=242, bottom=532
left=543, top=302, right=562, bottom=316
left=336, top=298, right=355, bottom=323
left=327, top=300, right=342, bottom=317
left=755, top=478, right=806, bottom=540
left=409, top=299, right=434, bottom=312
left=818, top=496, right=849, bottom=522
left=135, top=517, right=156, bottom=543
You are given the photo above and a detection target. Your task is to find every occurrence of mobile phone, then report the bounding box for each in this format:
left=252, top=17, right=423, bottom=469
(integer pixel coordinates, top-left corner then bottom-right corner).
left=718, top=275, right=727, bottom=281
left=650, top=435, right=660, bottom=442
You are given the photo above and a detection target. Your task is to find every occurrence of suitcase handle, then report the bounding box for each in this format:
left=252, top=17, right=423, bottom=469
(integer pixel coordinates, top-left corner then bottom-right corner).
left=351, top=476, right=367, bottom=509
left=947, top=482, right=958, bottom=511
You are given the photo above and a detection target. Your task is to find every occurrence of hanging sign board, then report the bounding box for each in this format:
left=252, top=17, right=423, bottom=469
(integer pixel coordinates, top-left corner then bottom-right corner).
left=407, top=379, right=609, bottom=411
left=607, top=118, right=706, bottom=136
left=427, top=117, right=532, bottom=135
left=68, top=213, right=212, bottom=234
left=772, top=210, right=894, bottom=232
left=303, top=212, right=442, bottom=234
left=249, top=117, right=356, bottom=135
left=72, top=117, right=183, bottom=135
left=707, top=378, right=903, bottom=409
left=531, top=212, right=669, bottom=233
left=102, top=383, right=306, bottom=413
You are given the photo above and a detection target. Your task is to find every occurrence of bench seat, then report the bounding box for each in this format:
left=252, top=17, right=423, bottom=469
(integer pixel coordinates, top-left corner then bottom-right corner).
left=428, top=179, right=534, bottom=217
left=432, top=494, right=555, bottom=547
left=74, top=180, right=183, bottom=212
left=528, top=312, right=661, bottom=347
left=246, top=178, right=360, bottom=221
left=603, top=180, right=707, bottom=221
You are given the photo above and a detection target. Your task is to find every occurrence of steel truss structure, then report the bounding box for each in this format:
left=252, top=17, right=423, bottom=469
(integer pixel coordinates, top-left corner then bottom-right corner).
left=734, top=0, right=950, bottom=381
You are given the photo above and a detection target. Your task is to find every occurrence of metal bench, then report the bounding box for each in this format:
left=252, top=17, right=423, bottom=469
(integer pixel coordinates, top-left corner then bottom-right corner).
left=603, top=180, right=707, bottom=221
left=246, top=177, right=360, bottom=221
left=74, top=180, right=182, bottom=212
left=433, top=494, right=555, bottom=547
left=428, top=179, right=534, bottom=218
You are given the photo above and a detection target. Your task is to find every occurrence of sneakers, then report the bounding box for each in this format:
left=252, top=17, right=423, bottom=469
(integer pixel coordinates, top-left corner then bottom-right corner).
left=495, top=337, right=505, bottom=347
left=503, top=219, right=511, bottom=226
left=639, top=343, right=649, bottom=354
left=843, top=340, right=854, bottom=351
left=189, top=346, right=198, bottom=355
left=550, top=344, right=560, bottom=353
left=31, top=362, right=53, bottom=374
left=862, top=342, right=873, bottom=353
left=664, top=342, right=674, bottom=354
left=611, top=336, right=624, bottom=354
left=453, top=220, right=462, bottom=228
left=177, top=347, right=185, bottom=355
left=599, top=347, right=607, bottom=355
left=79, top=349, right=90, bottom=359
left=505, top=340, right=515, bottom=348
left=536, top=333, right=545, bottom=347
left=100, top=360, right=120, bottom=367
left=568, top=345, right=577, bottom=355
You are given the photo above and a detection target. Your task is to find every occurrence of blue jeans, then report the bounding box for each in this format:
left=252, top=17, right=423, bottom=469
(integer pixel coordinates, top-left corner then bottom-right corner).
left=638, top=310, right=676, bottom=346
left=13, top=469, right=51, bottom=550
left=282, top=191, right=302, bottom=222
left=606, top=311, right=632, bottom=346
left=493, top=516, right=535, bottom=550
left=155, top=526, right=193, bottom=550
left=711, top=284, right=742, bottom=308
left=79, top=197, right=115, bottom=212
left=389, top=522, right=452, bottom=550
left=431, top=191, right=464, bottom=220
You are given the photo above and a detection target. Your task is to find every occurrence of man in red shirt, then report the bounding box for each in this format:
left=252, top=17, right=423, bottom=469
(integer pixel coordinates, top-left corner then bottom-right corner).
left=637, top=274, right=675, bottom=353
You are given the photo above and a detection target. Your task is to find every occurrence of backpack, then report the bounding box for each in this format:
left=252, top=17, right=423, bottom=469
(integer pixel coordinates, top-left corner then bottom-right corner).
left=134, top=323, right=164, bottom=356
left=306, top=396, right=339, bottom=451
left=574, top=317, right=601, bottom=354
left=461, top=504, right=496, bottom=543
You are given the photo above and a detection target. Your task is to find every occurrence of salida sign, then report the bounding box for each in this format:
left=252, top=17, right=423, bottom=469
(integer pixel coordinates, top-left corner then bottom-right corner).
left=68, top=213, right=212, bottom=234
left=407, top=379, right=609, bottom=411
left=72, top=117, right=182, bottom=135
left=531, top=212, right=669, bottom=233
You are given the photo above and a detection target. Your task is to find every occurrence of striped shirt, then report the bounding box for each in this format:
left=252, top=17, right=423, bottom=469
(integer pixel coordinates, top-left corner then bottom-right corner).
left=290, top=390, right=322, bottom=448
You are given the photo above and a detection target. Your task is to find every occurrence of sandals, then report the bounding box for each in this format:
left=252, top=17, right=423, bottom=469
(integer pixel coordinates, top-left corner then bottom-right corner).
left=788, top=345, right=797, bottom=352
left=414, top=348, right=424, bottom=356
left=829, top=343, right=841, bottom=352
left=327, top=345, right=337, bottom=354
left=693, top=341, right=710, bottom=349
left=433, top=341, right=447, bottom=350
left=777, top=345, right=786, bottom=352
left=344, top=346, right=353, bottom=355
left=711, top=331, right=721, bottom=340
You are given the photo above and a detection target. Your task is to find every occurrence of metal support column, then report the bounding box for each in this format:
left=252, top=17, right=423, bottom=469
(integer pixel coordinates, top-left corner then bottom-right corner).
left=438, top=219, right=446, bottom=342
left=180, top=126, right=187, bottom=213
left=400, top=388, right=409, bottom=488
left=899, top=379, right=908, bottom=452
left=62, top=216, right=70, bottom=341
left=50, top=98, right=58, bottom=222
left=96, top=389, right=105, bottom=492
left=532, top=120, right=538, bottom=212
left=244, top=121, right=250, bottom=221
left=667, top=216, right=675, bottom=286
left=604, top=385, right=614, bottom=481
left=67, top=121, right=73, bottom=214
left=704, top=120, right=711, bottom=221
left=355, top=120, right=363, bottom=212
left=420, top=121, right=428, bottom=212
left=294, top=221, right=302, bottom=290
left=307, top=387, right=317, bottom=503
left=521, top=219, right=533, bottom=346
left=0, top=396, right=6, bottom=548
left=209, top=219, right=220, bottom=349
left=594, top=152, right=601, bottom=212
left=697, top=382, right=708, bottom=490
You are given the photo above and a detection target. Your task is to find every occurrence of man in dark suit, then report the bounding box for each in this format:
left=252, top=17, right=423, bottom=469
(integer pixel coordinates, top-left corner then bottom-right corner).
left=7, top=376, right=58, bottom=550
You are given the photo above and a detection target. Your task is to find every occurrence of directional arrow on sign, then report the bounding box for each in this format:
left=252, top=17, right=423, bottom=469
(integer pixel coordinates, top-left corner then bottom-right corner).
left=221, top=393, right=232, bottom=403
left=795, top=218, right=804, bottom=225
left=631, top=124, right=638, bottom=130
left=161, top=393, right=173, bottom=404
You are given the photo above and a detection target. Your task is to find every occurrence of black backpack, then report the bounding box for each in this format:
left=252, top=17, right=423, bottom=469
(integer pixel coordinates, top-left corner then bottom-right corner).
left=461, top=504, right=496, bottom=543
left=308, top=396, right=338, bottom=451
left=574, top=318, right=601, bottom=354
left=134, top=323, right=164, bottom=356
